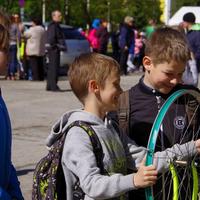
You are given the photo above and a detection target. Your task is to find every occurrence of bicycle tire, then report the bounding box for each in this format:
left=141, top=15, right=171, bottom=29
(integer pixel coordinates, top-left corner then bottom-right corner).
left=145, top=89, right=200, bottom=200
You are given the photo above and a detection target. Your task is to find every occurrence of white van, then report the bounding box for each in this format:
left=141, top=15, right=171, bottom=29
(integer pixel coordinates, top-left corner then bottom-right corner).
left=168, top=6, right=200, bottom=26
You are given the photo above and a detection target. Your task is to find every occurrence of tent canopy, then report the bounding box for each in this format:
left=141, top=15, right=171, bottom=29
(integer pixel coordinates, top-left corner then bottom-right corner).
left=168, top=6, right=200, bottom=26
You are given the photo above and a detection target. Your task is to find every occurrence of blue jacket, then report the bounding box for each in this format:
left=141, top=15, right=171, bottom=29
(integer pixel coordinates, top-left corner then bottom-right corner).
left=118, top=23, right=135, bottom=51
left=0, top=92, right=23, bottom=200
left=186, top=29, right=200, bottom=59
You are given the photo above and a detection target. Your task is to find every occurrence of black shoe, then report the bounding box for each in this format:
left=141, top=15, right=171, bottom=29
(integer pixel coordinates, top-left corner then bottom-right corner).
left=56, top=85, right=61, bottom=90
left=53, top=88, right=62, bottom=92
left=46, top=87, right=62, bottom=92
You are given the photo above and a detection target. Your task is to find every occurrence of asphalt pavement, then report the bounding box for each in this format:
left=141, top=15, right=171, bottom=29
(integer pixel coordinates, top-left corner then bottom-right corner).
left=1, top=73, right=142, bottom=200
left=2, top=73, right=200, bottom=200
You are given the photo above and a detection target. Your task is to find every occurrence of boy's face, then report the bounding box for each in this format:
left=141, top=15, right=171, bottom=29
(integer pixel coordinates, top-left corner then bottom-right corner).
left=99, top=72, right=122, bottom=112
left=182, top=21, right=190, bottom=29
left=143, top=56, right=185, bottom=94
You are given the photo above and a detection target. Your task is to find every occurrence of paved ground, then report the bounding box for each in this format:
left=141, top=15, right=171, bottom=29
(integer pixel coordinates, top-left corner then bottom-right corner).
left=1, top=73, right=142, bottom=200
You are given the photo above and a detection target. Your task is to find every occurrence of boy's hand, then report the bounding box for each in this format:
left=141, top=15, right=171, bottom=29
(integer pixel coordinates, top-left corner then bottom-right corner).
left=133, top=158, right=157, bottom=188
left=195, top=139, right=200, bottom=153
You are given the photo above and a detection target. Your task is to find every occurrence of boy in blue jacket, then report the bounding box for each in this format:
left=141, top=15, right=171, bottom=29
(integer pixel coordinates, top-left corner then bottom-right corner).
left=0, top=11, right=24, bottom=200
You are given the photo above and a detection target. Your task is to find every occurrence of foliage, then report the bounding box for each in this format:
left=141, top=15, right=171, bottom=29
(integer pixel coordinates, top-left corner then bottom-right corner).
left=171, top=0, right=200, bottom=16
left=0, top=0, right=200, bottom=31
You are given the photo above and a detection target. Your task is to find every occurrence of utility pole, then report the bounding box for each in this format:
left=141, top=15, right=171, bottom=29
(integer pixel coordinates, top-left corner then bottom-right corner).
left=64, top=0, right=70, bottom=24
left=42, top=0, right=46, bottom=24
left=160, top=0, right=171, bottom=24
left=165, top=0, right=171, bottom=25
left=86, top=0, right=90, bottom=29
left=19, top=0, right=25, bottom=22
left=107, top=0, right=111, bottom=32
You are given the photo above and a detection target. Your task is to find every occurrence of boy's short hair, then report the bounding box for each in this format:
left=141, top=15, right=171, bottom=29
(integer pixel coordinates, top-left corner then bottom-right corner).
left=145, top=27, right=190, bottom=65
left=68, top=53, right=120, bottom=103
left=183, top=12, right=195, bottom=23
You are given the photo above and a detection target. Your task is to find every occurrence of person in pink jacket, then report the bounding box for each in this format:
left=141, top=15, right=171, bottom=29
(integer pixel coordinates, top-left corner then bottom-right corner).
left=87, top=18, right=100, bottom=52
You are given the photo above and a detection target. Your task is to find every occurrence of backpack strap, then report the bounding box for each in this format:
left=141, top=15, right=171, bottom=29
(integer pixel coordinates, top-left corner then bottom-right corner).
left=118, top=90, right=130, bottom=135
left=65, top=120, right=106, bottom=174
left=57, top=121, right=106, bottom=200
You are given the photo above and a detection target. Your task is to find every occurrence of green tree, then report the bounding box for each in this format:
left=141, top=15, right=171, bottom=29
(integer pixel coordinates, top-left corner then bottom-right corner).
left=171, top=0, right=200, bottom=16
left=1, top=0, right=200, bottom=30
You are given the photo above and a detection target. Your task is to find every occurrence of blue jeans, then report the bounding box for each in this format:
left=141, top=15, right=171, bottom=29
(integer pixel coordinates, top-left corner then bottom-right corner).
left=8, top=45, right=18, bottom=76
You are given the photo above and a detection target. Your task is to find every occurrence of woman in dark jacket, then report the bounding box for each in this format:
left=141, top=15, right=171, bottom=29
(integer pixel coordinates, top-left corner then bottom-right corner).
left=118, top=16, right=135, bottom=75
left=96, top=19, right=109, bottom=55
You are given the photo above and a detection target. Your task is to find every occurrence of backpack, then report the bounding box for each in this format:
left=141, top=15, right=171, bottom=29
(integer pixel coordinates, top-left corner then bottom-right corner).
left=118, top=90, right=130, bottom=135
left=32, top=120, right=105, bottom=200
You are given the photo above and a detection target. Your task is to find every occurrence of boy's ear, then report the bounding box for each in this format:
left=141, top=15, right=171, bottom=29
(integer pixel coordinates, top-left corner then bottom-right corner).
left=88, top=80, right=99, bottom=93
left=143, top=56, right=152, bottom=72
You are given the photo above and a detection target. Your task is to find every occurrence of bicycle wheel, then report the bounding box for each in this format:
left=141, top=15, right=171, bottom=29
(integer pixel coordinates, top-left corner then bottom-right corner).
left=145, top=89, right=200, bottom=200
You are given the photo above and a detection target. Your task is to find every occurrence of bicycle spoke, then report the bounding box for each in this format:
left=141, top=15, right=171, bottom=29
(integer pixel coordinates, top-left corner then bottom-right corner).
left=145, top=89, right=200, bottom=200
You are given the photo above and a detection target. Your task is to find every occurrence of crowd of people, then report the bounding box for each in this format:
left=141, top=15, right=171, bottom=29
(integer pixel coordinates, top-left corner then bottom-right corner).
left=3, top=11, right=200, bottom=88
left=3, top=10, right=67, bottom=92
left=1, top=8, right=200, bottom=200
left=84, top=16, right=146, bottom=75
left=4, top=13, right=46, bottom=81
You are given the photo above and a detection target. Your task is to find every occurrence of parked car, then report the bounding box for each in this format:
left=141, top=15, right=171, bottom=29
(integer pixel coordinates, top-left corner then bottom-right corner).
left=23, top=22, right=91, bottom=75
left=59, top=24, right=91, bottom=68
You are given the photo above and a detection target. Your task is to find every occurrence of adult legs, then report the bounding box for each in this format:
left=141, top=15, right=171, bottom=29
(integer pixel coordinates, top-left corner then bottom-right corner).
left=46, top=49, right=60, bottom=91
left=29, top=56, right=44, bottom=81
left=119, top=48, right=129, bottom=75
left=7, top=45, right=18, bottom=79
left=29, top=56, right=39, bottom=81
left=38, top=56, right=44, bottom=81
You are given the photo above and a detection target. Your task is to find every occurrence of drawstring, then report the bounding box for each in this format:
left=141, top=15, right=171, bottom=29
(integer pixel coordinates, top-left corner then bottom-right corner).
left=152, top=89, right=162, bottom=110
left=153, top=89, right=165, bottom=149
left=153, top=90, right=167, bottom=199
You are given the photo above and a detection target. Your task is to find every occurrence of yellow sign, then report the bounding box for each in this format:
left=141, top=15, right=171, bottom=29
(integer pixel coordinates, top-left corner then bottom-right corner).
left=160, top=0, right=165, bottom=23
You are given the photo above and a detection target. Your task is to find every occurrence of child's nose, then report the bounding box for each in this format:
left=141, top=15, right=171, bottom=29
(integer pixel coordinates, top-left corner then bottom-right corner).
left=170, top=77, right=180, bottom=85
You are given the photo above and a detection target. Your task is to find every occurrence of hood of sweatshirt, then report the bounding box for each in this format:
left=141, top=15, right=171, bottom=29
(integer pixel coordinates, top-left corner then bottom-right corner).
left=45, top=109, right=108, bottom=148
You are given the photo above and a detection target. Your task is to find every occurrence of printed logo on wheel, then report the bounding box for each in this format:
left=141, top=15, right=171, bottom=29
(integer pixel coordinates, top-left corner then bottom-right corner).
left=173, top=116, right=186, bottom=129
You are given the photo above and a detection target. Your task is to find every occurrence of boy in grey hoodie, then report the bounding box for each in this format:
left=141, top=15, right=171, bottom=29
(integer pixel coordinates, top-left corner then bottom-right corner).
left=46, top=53, right=200, bottom=200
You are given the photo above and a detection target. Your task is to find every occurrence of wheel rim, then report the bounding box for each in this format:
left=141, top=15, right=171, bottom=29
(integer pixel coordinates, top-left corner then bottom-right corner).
left=145, top=89, right=200, bottom=200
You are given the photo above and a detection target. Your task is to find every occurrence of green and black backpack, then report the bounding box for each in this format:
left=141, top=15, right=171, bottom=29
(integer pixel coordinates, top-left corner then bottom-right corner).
left=32, top=120, right=105, bottom=200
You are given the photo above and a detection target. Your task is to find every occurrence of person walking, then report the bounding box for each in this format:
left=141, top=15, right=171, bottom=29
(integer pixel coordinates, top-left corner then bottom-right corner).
left=87, top=18, right=101, bottom=52
left=144, top=19, right=156, bottom=39
left=7, top=14, right=21, bottom=80
left=24, top=17, right=45, bottom=81
left=182, top=12, right=200, bottom=74
left=46, top=10, right=66, bottom=91
left=96, top=19, right=109, bottom=54
left=118, top=16, right=135, bottom=75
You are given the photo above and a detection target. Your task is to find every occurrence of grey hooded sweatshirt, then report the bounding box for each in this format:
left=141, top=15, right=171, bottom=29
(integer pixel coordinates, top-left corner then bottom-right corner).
left=46, top=110, right=197, bottom=200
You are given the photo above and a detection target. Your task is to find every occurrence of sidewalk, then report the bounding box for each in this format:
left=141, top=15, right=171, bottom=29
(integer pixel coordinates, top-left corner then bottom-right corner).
left=1, top=73, right=141, bottom=200
left=2, top=73, right=200, bottom=199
